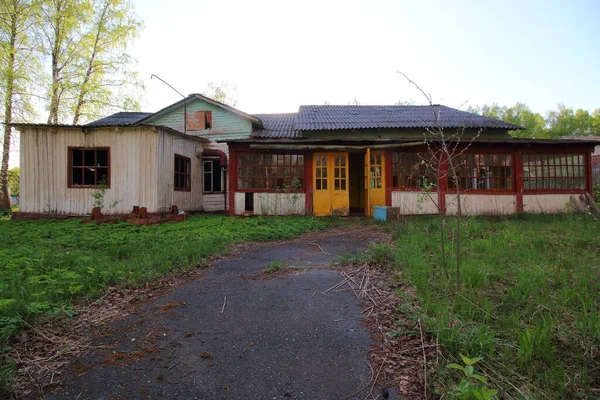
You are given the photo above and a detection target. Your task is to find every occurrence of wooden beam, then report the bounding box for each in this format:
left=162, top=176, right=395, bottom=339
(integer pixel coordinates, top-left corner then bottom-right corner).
left=247, top=142, right=425, bottom=151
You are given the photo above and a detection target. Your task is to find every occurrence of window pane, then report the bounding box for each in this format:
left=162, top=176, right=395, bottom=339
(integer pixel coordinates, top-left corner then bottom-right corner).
left=97, top=150, right=108, bottom=167
left=72, top=168, right=83, bottom=185
left=84, top=150, right=95, bottom=166
left=72, top=150, right=83, bottom=166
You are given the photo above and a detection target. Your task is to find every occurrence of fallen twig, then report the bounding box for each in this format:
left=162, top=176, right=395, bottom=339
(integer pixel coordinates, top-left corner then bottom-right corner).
left=221, top=296, right=227, bottom=314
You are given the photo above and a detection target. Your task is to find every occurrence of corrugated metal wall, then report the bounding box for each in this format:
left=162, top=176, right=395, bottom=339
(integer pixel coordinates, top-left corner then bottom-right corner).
left=19, top=127, right=159, bottom=214
left=445, top=194, right=516, bottom=215
left=523, top=194, right=572, bottom=213
left=156, top=130, right=203, bottom=212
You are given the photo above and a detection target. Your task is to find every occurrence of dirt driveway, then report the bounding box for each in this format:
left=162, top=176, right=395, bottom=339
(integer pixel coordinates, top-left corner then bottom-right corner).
left=43, top=226, right=403, bottom=400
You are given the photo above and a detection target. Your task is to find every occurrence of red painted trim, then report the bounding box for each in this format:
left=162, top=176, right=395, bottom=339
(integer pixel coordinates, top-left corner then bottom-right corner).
left=385, top=150, right=393, bottom=206
left=304, top=152, right=313, bottom=214
left=523, top=189, right=587, bottom=194
left=586, top=151, right=594, bottom=199
left=515, top=152, right=524, bottom=212
left=228, top=147, right=236, bottom=216
left=67, top=147, right=111, bottom=189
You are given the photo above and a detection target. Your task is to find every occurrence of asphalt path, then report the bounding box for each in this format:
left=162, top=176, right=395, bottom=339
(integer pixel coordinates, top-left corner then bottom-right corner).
left=48, top=229, right=399, bottom=400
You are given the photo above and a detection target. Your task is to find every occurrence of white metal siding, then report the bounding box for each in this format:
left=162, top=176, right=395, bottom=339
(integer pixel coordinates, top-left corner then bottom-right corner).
left=445, top=194, right=516, bottom=215
left=391, top=191, right=439, bottom=215
left=523, top=194, right=573, bottom=213
left=156, top=130, right=203, bottom=212
left=19, top=127, right=159, bottom=215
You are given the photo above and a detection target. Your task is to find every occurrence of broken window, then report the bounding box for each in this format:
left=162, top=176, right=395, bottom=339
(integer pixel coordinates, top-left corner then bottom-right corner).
left=392, top=152, right=437, bottom=189
left=68, top=147, right=110, bottom=188
left=203, top=159, right=223, bottom=192
left=174, top=154, right=191, bottom=191
left=186, top=111, right=212, bottom=130
left=523, top=153, right=586, bottom=190
left=448, top=154, right=513, bottom=191
left=236, top=153, right=304, bottom=190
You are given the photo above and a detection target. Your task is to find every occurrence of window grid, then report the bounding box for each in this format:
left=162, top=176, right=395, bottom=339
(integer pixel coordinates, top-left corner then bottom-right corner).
left=369, top=153, right=383, bottom=189
left=174, top=154, right=191, bottom=191
left=333, top=155, right=347, bottom=191
left=523, top=153, right=585, bottom=190
left=315, top=155, right=328, bottom=191
left=449, top=154, right=513, bottom=191
left=69, top=147, right=110, bottom=188
left=237, top=153, right=304, bottom=190
left=392, top=152, right=437, bottom=189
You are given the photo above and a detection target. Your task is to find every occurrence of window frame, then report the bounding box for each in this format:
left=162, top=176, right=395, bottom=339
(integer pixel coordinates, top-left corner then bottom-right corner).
left=448, top=152, right=514, bottom=194
left=174, top=154, right=191, bottom=192
left=522, top=152, right=587, bottom=193
left=203, top=159, right=223, bottom=193
left=392, top=151, right=438, bottom=191
left=67, top=147, right=111, bottom=189
left=236, top=152, right=305, bottom=192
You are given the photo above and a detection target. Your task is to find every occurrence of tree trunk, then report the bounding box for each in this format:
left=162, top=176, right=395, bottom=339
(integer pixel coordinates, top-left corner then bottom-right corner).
left=0, top=12, right=17, bottom=210
left=72, top=0, right=108, bottom=125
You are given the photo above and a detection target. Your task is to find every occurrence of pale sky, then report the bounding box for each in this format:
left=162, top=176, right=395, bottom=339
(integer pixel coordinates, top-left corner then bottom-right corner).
left=133, top=0, right=600, bottom=114
left=6, top=0, right=600, bottom=168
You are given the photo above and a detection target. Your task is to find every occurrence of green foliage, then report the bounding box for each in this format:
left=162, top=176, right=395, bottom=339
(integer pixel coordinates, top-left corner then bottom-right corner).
left=7, top=168, right=18, bottom=198
left=389, top=214, right=600, bottom=397
left=202, top=81, right=238, bottom=107
left=263, top=259, right=286, bottom=274
left=90, top=176, right=118, bottom=210
left=468, top=102, right=600, bottom=139
left=447, top=355, right=498, bottom=399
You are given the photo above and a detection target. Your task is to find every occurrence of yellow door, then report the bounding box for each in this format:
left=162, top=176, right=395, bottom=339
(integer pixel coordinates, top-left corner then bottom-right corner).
left=365, top=149, right=385, bottom=216
left=313, top=153, right=349, bottom=216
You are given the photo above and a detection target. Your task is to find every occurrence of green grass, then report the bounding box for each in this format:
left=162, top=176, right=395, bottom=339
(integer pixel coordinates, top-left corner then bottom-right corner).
left=387, top=214, right=600, bottom=398
left=263, top=259, right=286, bottom=273
left=0, top=214, right=339, bottom=394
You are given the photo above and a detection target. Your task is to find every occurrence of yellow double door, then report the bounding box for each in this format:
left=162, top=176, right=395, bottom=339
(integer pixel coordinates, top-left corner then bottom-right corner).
left=313, top=150, right=385, bottom=217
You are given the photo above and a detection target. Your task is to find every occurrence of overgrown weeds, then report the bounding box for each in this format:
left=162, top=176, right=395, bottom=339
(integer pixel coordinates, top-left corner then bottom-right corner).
left=387, top=213, right=600, bottom=398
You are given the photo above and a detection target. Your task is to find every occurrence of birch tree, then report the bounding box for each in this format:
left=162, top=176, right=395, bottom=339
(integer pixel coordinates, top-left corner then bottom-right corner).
left=0, top=0, right=39, bottom=210
left=71, top=0, right=142, bottom=124
left=41, top=0, right=90, bottom=124
left=42, top=0, right=141, bottom=124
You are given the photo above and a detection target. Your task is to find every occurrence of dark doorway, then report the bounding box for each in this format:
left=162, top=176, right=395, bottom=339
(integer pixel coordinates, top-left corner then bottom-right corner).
left=245, top=193, right=254, bottom=212
left=349, top=152, right=365, bottom=214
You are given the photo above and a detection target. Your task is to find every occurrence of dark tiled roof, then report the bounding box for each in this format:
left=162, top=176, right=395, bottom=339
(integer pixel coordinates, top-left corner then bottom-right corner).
left=85, top=112, right=153, bottom=127
left=295, top=105, right=523, bottom=131
left=251, top=113, right=298, bottom=138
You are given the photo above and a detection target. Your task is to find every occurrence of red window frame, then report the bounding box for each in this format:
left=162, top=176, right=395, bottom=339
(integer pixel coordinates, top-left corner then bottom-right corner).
left=523, top=153, right=586, bottom=192
left=67, top=147, right=110, bottom=188
left=392, top=152, right=438, bottom=191
left=448, top=153, right=513, bottom=193
left=236, top=152, right=304, bottom=191
left=174, top=154, right=191, bottom=192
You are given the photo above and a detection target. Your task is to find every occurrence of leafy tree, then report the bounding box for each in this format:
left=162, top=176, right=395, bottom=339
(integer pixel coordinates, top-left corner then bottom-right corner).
left=71, top=0, right=142, bottom=124
left=41, top=0, right=91, bottom=124
left=42, top=0, right=142, bottom=124
left=546, top=104, right=600, bottom=138
left=7, top=167, right=18, bottom=197
left=467, top=103, right=547, bottom=138
left=203, top=81, right=238, bottom=107
left=0, top=0, right=39, bottom=210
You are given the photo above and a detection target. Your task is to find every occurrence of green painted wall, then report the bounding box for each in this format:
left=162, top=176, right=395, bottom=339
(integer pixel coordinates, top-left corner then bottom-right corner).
left=145, top=97, right=253, bottom=140
left=300, top=128, right=513, bottom=140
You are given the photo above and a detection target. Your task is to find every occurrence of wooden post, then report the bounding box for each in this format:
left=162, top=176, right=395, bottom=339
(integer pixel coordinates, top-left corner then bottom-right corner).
left=304, top=152, right=313, bottom=214
left=385, top=150, right=393, bottom=207
left=139, top=207, right=148, bottom=219
left=91, top=207, right=102, bottom=221
left=228, top=147, right=237, bottom=216
left=515, top=151, right=524, bottom=212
